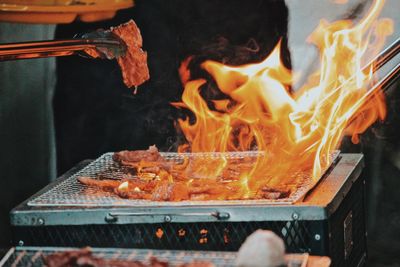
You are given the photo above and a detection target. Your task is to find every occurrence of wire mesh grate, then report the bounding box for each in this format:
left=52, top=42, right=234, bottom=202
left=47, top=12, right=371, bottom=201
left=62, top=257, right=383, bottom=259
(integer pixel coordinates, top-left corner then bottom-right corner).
left=1, top=247, right=236, bottom=267
left=1, top=247, right=309, bottom=267
left=27, top=151, right=339, bottom=207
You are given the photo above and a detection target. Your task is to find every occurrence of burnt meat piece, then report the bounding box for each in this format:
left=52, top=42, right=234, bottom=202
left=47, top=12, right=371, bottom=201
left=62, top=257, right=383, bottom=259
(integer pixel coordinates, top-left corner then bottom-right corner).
left=110, top=20, right=150, bottom=88
left=43, top=248, right=165, bottom=267
left=43, top=247, right=92, bottom=267
left=43, top=248, right=214, bottom=267
left=113, top=145, right=178, bottom=175
left=151, top=181, right=190, bottom=201
left=257, top=186, right=291, bottom=199
left=78, top=177, right=157, bottom=194
left=43, top=247, right=148, bottom=267
left=113, top=145, right=163, bottom=163
left=77, top=176, right=190, bottom=201
left=81, top=146, right=294, bottom=201
left=78, top=176, right=121, bottom=192
left=149, top=257, right=169, bottom=267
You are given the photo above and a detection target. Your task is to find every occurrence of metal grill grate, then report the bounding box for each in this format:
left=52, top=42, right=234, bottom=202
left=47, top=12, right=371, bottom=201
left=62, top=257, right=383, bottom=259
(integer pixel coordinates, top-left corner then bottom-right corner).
left=27, top=151, right=339, bottom=207
left=1, top=247, right=308, bottom=267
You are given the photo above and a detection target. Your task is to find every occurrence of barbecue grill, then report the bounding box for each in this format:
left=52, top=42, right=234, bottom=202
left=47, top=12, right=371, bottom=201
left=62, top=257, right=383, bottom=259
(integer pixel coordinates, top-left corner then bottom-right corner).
left=1, top=2, right=400, bottom=267
left=8, top=34, right=400, bottom=267
left=11, top=152, right=365, bottom=267
left=0, top=246, right=315, bottom=267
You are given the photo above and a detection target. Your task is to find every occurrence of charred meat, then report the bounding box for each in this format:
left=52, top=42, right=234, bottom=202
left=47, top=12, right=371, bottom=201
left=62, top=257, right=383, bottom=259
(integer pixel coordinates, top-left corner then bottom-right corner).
left=110, top=20, right=150, bottom=88
left=78, top=146, right=292, bottom=201
left=43, top=247, right=214, bottom=267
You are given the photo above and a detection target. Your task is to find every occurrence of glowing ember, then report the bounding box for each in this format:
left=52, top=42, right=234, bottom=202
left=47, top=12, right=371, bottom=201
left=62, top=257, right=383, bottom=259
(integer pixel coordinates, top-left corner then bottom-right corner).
left=173, top=0, right=393, bottom=197
left=178, top=229, right=186, bottom=237
left=156, top=228, right=164, bottom=239
left=199, top=229, right=208, bottom=244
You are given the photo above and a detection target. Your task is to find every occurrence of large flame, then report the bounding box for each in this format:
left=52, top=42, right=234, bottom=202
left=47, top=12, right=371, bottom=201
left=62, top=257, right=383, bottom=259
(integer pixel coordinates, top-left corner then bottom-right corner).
left=173, top=0, right=393, bottom=197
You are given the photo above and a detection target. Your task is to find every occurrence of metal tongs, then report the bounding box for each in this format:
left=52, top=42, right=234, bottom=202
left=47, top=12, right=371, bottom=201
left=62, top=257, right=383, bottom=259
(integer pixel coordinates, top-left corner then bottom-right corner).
left=0, top=29, right=126, bottom=61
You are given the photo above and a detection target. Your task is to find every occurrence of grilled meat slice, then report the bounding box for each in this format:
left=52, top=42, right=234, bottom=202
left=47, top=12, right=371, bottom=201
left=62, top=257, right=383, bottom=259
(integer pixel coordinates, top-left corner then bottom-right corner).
left=113, top=145, right=163, bottom=164
left=256, top=186, right=291, bottom=199
left=110, top=20, right=150, bottom=88
left=43, top=247, right=148, bottom=267
left=78, top=176, right=121, bottom=192
left=43, top=248, right=213, bottom=267
left=78, top=177, right=190, bottom=201
left=78, top=177, right=158, bottom=193
left=80, top=146, right=292, bottom=201
left=43, top=247, right=92, bottom=267
left=151, top=181, right=190, bottom=201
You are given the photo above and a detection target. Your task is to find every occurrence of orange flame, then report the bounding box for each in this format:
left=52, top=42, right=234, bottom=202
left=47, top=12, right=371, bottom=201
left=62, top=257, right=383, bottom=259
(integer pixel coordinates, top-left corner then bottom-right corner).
left=173, top=0, right=393, bottom=196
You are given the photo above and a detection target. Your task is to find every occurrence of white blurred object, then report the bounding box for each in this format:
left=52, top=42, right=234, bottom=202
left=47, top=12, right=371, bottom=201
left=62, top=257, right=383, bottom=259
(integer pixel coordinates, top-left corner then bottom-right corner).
left=236, top=230, right=285, bottom=267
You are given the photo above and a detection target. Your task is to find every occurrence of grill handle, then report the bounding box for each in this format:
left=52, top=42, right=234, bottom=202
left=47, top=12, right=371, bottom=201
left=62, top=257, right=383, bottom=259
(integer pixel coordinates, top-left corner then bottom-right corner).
left=105, top=211, right=230, bottom=223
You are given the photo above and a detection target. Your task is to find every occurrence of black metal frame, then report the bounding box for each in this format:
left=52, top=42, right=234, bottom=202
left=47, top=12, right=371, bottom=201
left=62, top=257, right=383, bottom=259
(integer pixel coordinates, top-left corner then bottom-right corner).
left=11, top=177, right=366, bottom=267
left=11, top=154, right=367, bottom=267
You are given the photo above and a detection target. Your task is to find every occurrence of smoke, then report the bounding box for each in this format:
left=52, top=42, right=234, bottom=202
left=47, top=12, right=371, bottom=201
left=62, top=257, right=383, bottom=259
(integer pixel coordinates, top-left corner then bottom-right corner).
left=54, top=0, right=291, bottom=172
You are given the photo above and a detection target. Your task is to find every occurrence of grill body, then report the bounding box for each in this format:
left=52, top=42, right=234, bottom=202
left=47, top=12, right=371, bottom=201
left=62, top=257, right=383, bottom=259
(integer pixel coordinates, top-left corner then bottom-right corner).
left=0, top=247, right=312, bottom=267
left=11, top=153, right=366, bottom=267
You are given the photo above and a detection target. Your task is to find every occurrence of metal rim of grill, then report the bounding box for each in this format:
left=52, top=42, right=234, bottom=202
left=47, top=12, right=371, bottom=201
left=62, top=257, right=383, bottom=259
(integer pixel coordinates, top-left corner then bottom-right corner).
left=27, top=151, right=339, bottom=207
left=0, top=246, right=309, bottom=267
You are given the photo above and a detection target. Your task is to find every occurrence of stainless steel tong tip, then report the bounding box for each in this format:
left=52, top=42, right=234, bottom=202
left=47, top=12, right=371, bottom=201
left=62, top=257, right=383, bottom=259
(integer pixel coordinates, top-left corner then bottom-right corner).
left=0, top=28, right=126, bottom=62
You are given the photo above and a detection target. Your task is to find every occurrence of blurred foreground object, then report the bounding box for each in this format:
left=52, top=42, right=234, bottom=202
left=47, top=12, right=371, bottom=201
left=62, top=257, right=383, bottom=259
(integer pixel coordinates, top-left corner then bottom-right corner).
left=0, top=0, right=133, bottom=24
left=236, top=230, right=285, bottom=267
left=0, top=20, right=149, bottom=88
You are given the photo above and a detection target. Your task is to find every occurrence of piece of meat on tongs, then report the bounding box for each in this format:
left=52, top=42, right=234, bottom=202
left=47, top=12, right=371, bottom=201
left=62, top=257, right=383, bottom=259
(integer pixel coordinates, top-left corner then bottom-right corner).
left=110, top=20, right=150, bottom=88
left=0, top=20, right=150, bottom=89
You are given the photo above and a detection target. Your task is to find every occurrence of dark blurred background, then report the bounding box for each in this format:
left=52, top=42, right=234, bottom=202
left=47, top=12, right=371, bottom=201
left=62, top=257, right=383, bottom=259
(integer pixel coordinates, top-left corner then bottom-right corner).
left=0, top=0, right=399, bottom=266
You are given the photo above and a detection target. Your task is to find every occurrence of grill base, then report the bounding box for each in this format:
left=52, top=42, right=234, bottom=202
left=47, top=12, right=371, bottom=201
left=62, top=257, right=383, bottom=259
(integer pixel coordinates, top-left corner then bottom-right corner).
left=11, top=154, right=367, bottom=267
left=13, top=220, right=321, bottom=253
left=1, top=247, right=314, bottom=267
